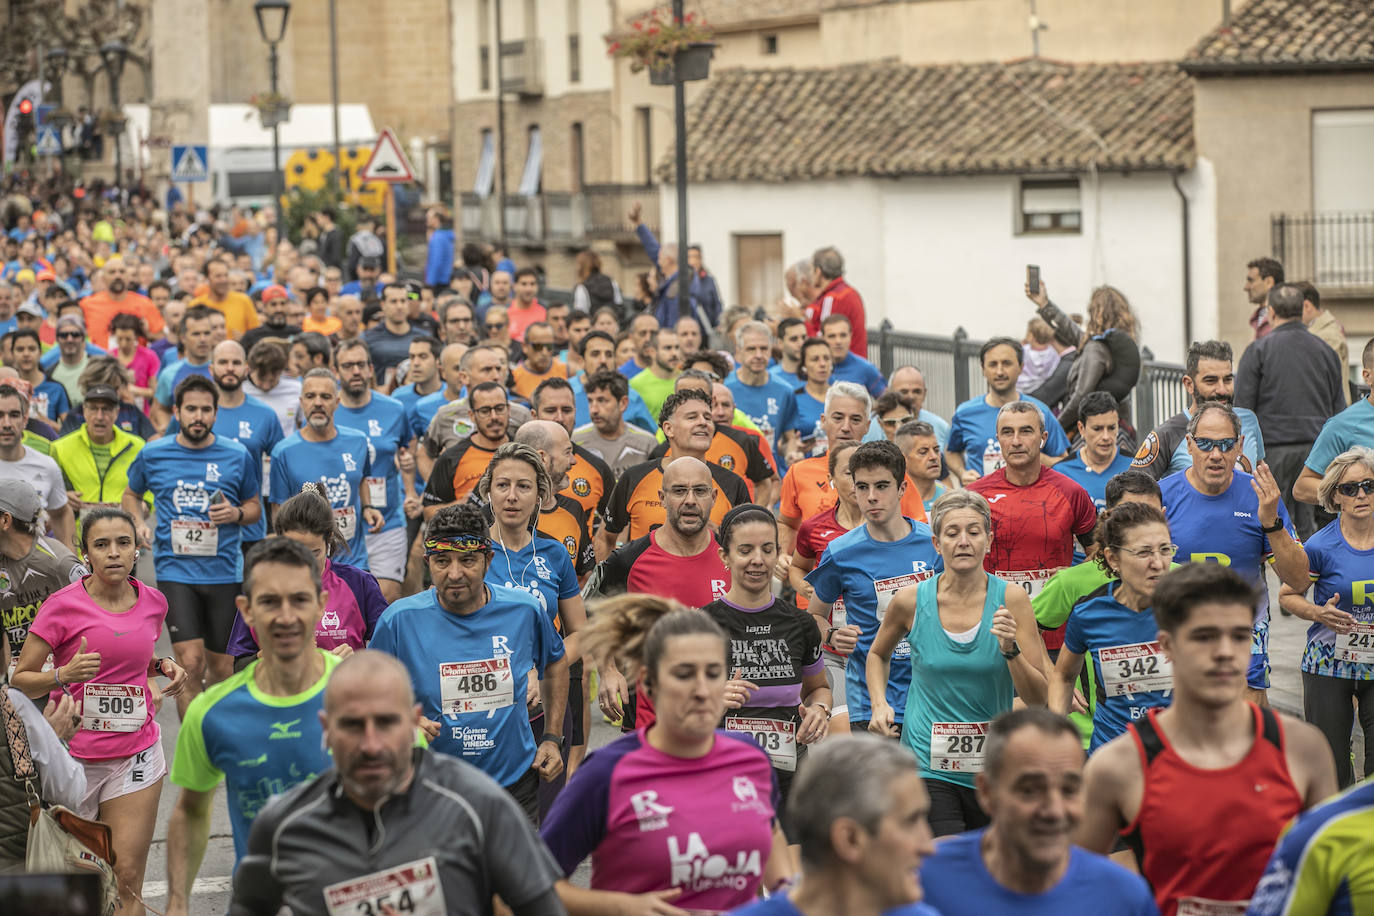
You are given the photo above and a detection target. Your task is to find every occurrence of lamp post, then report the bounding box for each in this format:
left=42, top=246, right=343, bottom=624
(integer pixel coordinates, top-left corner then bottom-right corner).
left=99, top=39, right=127, bottom=189
left=671, top=0, right=690, bottom=322
left=254, top=0, right=291, bottom=233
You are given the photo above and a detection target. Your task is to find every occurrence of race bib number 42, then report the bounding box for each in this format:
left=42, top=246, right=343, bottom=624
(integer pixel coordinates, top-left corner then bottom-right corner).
left=929, top=721, right=989, bottom=773
left=725, top=716, right=798, bottom=772
left=324, top=856, right=446, bottom=916
left=1337, top=624, right=1374, bottom=665
left=81, top=683, right=147, bottom=732
left=440, top=658, right=514, bottom=715
left=1098, top=642, right=1173, bottom=697
left=171, top=518, right=218, bottom=556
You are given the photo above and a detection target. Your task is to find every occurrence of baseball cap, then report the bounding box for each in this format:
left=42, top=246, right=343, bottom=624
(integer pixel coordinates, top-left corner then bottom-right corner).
left=404, top=279, right=423, bottom=300
left=16, top=301, right=43, bottom=318
left=0, top=479, right=42, bottom=525
left=36, top=269, right=55, bottom=282
left=360, top=255, right=382, bottom=270
left=261, top=284, right=289, bottom=302
left=56, top=313, right=85, bottom=332
left=83, top=384, right=119, bottom=405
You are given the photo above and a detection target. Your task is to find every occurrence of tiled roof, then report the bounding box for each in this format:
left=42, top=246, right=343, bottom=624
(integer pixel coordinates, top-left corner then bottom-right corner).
left=1184, top=0, right=1374, bottom=71
left=663, top=59, right=1194, bottom=183
left=630, top=0, right=877, bottom=30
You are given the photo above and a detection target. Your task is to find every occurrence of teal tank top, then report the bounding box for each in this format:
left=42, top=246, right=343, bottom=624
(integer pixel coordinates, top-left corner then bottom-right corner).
left=901, top=572, right=1015, bottom=788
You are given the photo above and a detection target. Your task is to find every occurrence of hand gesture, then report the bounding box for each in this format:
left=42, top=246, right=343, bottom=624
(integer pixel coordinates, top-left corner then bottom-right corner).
left=403, top=495, right=423, bottom=519
left=136, top=523, right=153, bottom=548
left=622, top=889, right=688, bottom=916
left=43, top=695, right=79, bottom=742
left=598, top=666, right=628, bottom=721
left=1315, top=592, right=1356, bottom=634
left=364, top=507, right=385, bottom=534
left=829, top=624, right=860, bottom=656
left=526, top=670, right=542, bottom=712
left=418, top=716, right=442, bottom=742
left=960, top=468, right=981, bottom=485
left=1251, top=461, right=1282, bottom=528
left=991, top=605, right=1018, bottom=656
left=60, top=638, right=101, bottom=685
left=331, top=643, right=355, bottom=659
left=1025, top=279, right=1049, bottom=308
left=868, top=700, right=899, bottom=738
left=773, top=553, right=793, bottom=582
left=207, top=499, right=240, bottom=525
left=533, top=741, right=564, bottom=782
left=627, top=201, right=643, bottom=226
left=724, top=669, right=759, bottom=710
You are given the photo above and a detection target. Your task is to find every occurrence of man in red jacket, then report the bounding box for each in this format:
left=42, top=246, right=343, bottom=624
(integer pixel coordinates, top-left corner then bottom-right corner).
left=805, top=246, right=867, bottom=356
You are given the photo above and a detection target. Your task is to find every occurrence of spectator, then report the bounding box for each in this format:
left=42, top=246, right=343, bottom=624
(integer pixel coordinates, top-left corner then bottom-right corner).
left=424, top=206, right=455, bottom=292
left=571, top=249, right=623, bottom=319
left=1017, top=317, right=1060, bottom=393
left=1301, top=281, right=1350, bottom=405
left=627, top=201, right=718, bottom=330
left=313, top=207, right=343, bottom=269
left=1245, top=255, right=1283, bottom=339
left=805, top=246, right=867, bottom=356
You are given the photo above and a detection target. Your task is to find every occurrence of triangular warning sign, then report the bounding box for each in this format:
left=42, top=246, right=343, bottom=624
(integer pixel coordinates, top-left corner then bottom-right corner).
left=35, top=126, right=61, bottom=156
left=171, top=146, right=208, bottom=182
left=360, top=128, right=415, bottom=183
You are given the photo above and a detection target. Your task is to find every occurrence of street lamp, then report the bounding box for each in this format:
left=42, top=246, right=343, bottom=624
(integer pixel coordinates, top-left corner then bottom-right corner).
left=254, top=0, right=291, bottom=232
left=99, top=39, right=127, bottom=188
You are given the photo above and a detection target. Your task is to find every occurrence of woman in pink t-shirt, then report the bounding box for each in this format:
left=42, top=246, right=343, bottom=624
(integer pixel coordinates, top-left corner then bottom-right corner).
left=13, top=507, right=187, bottom=914
left=109, top=312, right=161, bottom=413
left=541, top=595, right=794, bottom=914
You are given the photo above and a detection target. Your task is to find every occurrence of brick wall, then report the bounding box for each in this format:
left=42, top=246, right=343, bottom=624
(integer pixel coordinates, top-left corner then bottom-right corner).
left=451, top=89, right=614, bottom=194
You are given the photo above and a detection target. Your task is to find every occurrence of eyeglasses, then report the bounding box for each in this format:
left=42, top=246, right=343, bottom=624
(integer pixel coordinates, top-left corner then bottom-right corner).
left=1111, top=544, right=1178, bottom=561
left=1191, top=436, right=1238, bottom=453
left=526, top=342, right=555, bottom=352
left=666, top=485, right=714, bottom=500
left=56, top=331, right=83, bottom=340
left=473, top=404, right=508, bottom=417
left=881, top=415, right=917, bottom=428
left=1337, top=479, right=1374, bottom=497
left=336, top=360, right=370, bottom=372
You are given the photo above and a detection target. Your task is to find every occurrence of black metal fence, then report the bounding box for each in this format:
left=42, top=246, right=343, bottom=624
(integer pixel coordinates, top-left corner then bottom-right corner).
left=1271, top=211, right=1374, bottom=290
left=866, top=321, right=1188, bottom=435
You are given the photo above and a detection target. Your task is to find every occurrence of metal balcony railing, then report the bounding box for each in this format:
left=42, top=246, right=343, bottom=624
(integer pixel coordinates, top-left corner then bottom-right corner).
left=459, top=185, right=659, bottom=245
left=1272, top=211, right=1374, bottom=290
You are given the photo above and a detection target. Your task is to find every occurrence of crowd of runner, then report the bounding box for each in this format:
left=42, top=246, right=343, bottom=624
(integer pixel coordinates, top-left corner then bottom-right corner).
left=1, top=180, right=1372, bottom=916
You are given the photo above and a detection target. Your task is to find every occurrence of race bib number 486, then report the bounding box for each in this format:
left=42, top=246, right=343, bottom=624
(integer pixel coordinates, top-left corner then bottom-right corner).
left=440, top=658, right=514, bottom=715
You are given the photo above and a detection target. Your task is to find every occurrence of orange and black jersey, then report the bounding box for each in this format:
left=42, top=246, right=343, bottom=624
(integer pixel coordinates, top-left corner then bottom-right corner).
left=602, top=458, right=750, bottom=541
left=562, top=442, right=615, bottom=532
left=649, top=424, right=773, bottom=486
left=479, top=493, right=595, bottom=578
left=422, top=437, right=499, bottom=508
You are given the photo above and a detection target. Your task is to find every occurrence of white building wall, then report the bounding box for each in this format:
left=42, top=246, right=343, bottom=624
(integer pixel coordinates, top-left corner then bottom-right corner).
left=662, top=169, right=1219, bottom=364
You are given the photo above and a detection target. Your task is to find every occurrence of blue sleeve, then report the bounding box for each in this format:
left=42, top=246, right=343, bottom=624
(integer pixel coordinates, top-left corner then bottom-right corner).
left=1243, top=410, right=1266, bottom=463
left=554, top=549, right=581, bottom=600
left=1304, top=423, right=1338, bottom=474
left=154, top=365, right=176, bottom=406
left=263, top=414, right=285, bottom=453
left=1064, top=604, right=1086, bottom=655
left=234, top=448, right=261, bottom=504
left=1043, top=406, right=1071, bottom=456
left=534, top=602, right=566, bottom=674
left=268, top=443, right=289, bottom=505
left=49, top=385, right=69, bottom=419
left=539, top=740, right=626, bottom=875
left=863, top=362, right=886, bottom=397
left=1262, top=498, right=1296, bottom=559
left=625, top=389, right=658, bottom=434
left=635, top=223, right=661, bottom=265
left=366, top=611, right=397, bottom=657
left=946, top=408, right=968, bottom=456
left=126, top=450, right=147, bottom=496
left=424, top=236, right=449, bottom=286
left=805, top=549, right=843, bottom=604
left=778, top=391, right=800, bottom=436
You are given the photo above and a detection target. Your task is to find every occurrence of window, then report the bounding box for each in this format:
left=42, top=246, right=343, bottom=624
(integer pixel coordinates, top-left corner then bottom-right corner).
left=478, top=0, right=491, bottom=91
left=479, top=47, right=491, bottom=91
left=570, top=122, right=585, bottom=192
left=1019, top=178, right=1081, bottom=234
left=762, top=34, right=778, bottom=55
left=518, top=125, right=543, bottom=196
left=474, top=129, right=495, bottom=196
left=635, top=106, right=652, bottom=185
left=735, top=234, right=784, bottom=308
left=568, top=0, right=581, bottom=83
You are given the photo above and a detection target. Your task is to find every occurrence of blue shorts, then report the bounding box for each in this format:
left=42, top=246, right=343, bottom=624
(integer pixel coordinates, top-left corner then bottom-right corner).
left=1248, top=620, right=1270, bottom=690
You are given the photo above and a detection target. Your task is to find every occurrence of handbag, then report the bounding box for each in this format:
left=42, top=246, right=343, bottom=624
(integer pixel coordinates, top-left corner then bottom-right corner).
left=1, top=687, right=119, bottom=916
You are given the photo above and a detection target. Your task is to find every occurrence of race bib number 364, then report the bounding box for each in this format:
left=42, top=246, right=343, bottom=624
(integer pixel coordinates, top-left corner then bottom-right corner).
left=324, top=856, right=446, bottom=916
left=440, top=658, right=514, bottom=715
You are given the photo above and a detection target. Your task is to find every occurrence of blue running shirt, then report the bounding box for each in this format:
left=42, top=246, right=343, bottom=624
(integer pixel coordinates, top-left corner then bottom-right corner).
left=486, top=533, right=580, bottom=628
left=1298, top=519, right=1374, bottom=681
left=947, top=394, right=1070, bottom=477
left=167, top=397, right=283, bottom=542
left=269, top=427, right=375, bottom=568
left=337, top=392, right=411, bottom=533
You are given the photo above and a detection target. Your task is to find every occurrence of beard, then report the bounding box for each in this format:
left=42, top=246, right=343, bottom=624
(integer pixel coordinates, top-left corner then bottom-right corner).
left=214, top=372, right=242, bottom=392
left=108, top=277, right=126, bottom=295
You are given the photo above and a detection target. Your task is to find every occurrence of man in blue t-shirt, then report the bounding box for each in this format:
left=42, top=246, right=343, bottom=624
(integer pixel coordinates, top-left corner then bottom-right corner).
left=1160, top=401, right=1308, bottom=700
left=368, top=502, right=568, bottom=822
left=334, top=338, right=413, bottom=601
left=920, top=708, right=1158, bottom=915
left=727, top=320, right=800, bottom=458
left=166, top=538, right=340, bottom=902
left=1055, top=391, right=1135, bottom=513
left=947, top=337, right=1070, bottom=480
left=806, top=441, right=940, bottom=732
left=123, top=375, right=261, bottom=717
left=269, top=369, right=382, bottom=570
left=152, top=304, right=217, bottom=431
left=823, top=314, right=886, bottom=397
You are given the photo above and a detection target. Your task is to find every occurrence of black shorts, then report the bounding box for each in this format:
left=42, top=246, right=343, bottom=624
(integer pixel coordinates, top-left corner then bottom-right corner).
left=506, top=767, right=540, bottom=827
left=850, top=720, right=905, bottom=741
left=160, top=580, right=241, bottom=652
left=924, top=778, right=989, bottom=838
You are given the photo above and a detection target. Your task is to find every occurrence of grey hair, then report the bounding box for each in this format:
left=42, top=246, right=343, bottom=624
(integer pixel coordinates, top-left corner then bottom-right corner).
left=930, top=489, right=991, bottom=535
left=823, top=381, right=871, bottom=415
left=1318, top=446, right=1374, bottom=513
left=302, top=367, right=337, bottom=386
left=984, top=708, right=1082, bottom=782
left=734, top=320, right=773, bottom=350
left=811, top=246, right=844, bottom=280
left=996, top=399, right=1043, bottom=432
left=1186, top=399, right=1241, bottom=438
left=894, top=420, right=937, bottom=444
left=784, top=258, right=812, bottom=284
left=787, top=735, right=920, bottom=870
left=476, top=441, right=553, bottom=528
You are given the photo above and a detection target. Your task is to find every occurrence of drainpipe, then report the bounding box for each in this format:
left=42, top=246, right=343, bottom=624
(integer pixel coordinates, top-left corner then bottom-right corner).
left=1172, top=170, right=1192, bottom=354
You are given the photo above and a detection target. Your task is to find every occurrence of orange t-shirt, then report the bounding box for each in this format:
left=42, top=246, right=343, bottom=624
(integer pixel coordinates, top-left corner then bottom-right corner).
left=507, top=301, right=546, bottom=342
left=302, top=314, right=342, bottom=336
left=780, top=454, right=927, bottom=526
left=192, top=291, right=261, bottom=339
left=80, top=291, right=164, bottom=350
left=510, top=360, right=567, bottom=400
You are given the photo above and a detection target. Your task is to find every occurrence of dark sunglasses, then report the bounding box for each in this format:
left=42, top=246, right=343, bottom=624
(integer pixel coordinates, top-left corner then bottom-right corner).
left=1191, top=435, right=1238, bottom=453
left=485, top=321, right=507, bottom=330
left=1337, top=479, right=1374, bottom=497
left=526, top=342, right=555, bottom=352
left=57, top=331, right=83, bottom=340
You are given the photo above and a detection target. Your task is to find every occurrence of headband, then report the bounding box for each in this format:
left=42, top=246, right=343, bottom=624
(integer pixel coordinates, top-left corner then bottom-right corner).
left=423, top=533, right=492, bottom=556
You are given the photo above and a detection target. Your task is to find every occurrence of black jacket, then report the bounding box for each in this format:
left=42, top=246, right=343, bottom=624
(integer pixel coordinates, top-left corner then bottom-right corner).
left=1235, top=320, right=1344, bottom=446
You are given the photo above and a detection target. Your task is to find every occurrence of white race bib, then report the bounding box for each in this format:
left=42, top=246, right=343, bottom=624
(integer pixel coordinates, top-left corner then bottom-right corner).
left=874, top=572, right=929, bottom=620
left=1336, top=624, right=1374, bottom=665
left=81, top=683, right=147, bottom=733
left=170, top=518, right=218, bottom=556
left=929, top=721, right=990, bottom=774
left=323, top=856, right=446, bottom=916
left=1004, top=568, right=1061, bottom=598
left=365, top=476, right=387, bottom=508
left=1176, top=898, right=1247, bottom=916
left=831, top=597, right=846, bottom=628
left=1098, top=642, right=1173, bottom=697
left=440, top=658, right=514, bottom=715
left=981, top=440, right=1006, bottom=475
left=725, top=715, right=798, bottom=772
left=334, top=506, right=358, bottom=541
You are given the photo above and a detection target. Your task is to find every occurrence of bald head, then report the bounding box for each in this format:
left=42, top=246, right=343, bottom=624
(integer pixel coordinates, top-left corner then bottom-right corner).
left=662, top=455, right=712, bottom=489
left=888, top=366, right=928, bottom=411
left=515, top=419, right=568, bottom=454
left=324, top=650, right=415, bottom=712
left=213, top=339, right=246, bottom=362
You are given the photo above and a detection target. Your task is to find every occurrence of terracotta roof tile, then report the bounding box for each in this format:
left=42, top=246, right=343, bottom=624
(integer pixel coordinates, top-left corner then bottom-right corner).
left=1184, top=0, right=1374, bottom=70
left=662, top=59, right=1194, bottom=183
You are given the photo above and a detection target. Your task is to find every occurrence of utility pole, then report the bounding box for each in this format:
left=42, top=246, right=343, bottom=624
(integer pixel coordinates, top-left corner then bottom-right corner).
left=494, top=0, right=508, bottom=250
left=672, top=0, right=690, bottom=320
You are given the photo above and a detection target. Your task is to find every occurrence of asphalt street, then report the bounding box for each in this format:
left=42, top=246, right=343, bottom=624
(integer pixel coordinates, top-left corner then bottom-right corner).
left=134, top=570, right=1330, bottom=914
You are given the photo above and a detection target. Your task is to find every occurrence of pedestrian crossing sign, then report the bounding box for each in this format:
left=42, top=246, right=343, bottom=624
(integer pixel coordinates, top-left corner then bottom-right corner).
left=35, top=125, right=61, bottom=156
left=171, top=145, right=209, bottom=183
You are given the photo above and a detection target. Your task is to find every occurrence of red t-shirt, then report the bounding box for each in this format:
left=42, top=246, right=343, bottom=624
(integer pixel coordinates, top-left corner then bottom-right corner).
left=804, top=277, right=866, bottom=355
left=967, top=467, right=1096, bottom=650
left=793, top=504, right=855, bottom=651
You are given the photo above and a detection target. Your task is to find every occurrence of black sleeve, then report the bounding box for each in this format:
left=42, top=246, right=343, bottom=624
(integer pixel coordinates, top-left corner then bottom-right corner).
left=742, top=433, right=771, bottom=484
left=582, top=538, right=645, bottom=600
left=601, top=469, right=632, bottom=534
left=423, top=449, right=458, bottom=506
left=648, top=439, right=668, bottom=460
left=715, top=466, right=750, bottom=508
left=228, top=810, right=286, bottom=916
left=1028, top=353, right=1074, bottom=410
left=569, top=503, right=595, bottom=576
left=592, top=454, right=616, bottom=520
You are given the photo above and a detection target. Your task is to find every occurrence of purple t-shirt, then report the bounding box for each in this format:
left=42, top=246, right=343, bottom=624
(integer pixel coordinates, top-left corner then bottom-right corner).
left=541, top=728, right=779, bottom=912
left=225, top=560, right=387, bottom=657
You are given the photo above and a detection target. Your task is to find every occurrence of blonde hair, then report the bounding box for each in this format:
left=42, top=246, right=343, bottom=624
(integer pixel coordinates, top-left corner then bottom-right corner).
left=582, top=595, right=723, bottom=686
left=1319, top=446, right=1374, bottom=513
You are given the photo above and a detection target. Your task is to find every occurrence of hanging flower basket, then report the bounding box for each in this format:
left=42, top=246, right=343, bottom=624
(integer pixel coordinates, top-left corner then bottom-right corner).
left=98, top=109, right=125, bottom=133
left=249, top=92, right=292, bottom=129
left=607, top=9, right=714, bottom=82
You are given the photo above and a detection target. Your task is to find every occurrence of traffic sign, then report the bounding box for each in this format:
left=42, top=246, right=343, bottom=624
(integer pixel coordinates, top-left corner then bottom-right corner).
left=35, top=125, right=61, bottom=156
left=360, top=128, right=414, bottom=183
left=170, top=145, right=209, bottom=183
left=35, top=104, right=53, bottom=127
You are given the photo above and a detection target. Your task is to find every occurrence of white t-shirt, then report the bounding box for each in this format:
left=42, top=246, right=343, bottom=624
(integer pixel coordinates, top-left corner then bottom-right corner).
left=243, top=375, right=303, bottom=439
left=0, top=448, right=67, bottom=513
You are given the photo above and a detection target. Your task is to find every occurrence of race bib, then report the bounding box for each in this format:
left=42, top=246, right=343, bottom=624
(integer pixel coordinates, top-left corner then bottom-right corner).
left=334, top=506, right=358, bottom=541
left=32, top=391, right=50, bottom=419
left=874, top=572, right=929, bottom=620
left=440, top=658, right=514, bottom=715
left=982, top=440, right=1006, bottom=475
left=725, top=716, right=798, bottom=772
left=1336, top=623, right=1374, bottom=664
left=365, top=477, right=387, bottom=508
left=1098, top=642, right=1173, bottom=697
left=929, top=721, right=990, bottom=773
left=323, top=856, right=446, bottom=916
left=1005, top=568, right=1061, bottom=598
left=170, top=518, right=218, bottom=556
left=81, top=683, right=147, bottom=732
left=1176, top=898, right=1247, bottom=916
left=831, top=596, right=846, bottom=628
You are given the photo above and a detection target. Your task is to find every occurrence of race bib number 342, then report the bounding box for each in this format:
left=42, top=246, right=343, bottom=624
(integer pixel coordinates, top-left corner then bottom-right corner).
left=1098, top=642, right=1173, bottom=697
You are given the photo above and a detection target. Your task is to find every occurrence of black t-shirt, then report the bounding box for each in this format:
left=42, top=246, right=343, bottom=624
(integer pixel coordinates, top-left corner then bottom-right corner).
left=701, top=596, right=823, bottom=723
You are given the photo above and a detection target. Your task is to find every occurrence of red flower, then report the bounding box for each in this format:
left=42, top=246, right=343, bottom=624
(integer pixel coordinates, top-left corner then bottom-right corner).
left=633, top=19, right=643, bottom=29
left=648, top=24, right=659, bottom=34
left=608, top=40, right=621, bottom=52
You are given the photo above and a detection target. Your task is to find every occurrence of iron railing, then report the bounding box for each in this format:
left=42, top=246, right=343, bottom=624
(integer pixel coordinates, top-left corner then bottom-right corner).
left=1272, top=211, right=1374, bottom=290
left=459, top=185, right=658, bottom=245
left=867, top=321, right=1187, bottom=435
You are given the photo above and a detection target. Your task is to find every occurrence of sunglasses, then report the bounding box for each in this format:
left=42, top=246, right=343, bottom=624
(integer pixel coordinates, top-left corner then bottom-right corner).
left=1191, top=436, right=1238, bottom=452
left=57, top=331, right=83, bottom=340
left=1337, top=479, right=1374, bottom=497
left=881, top=414, right=917, bottom=428
left=486, top=322, right=507, bottom=331
left=526, top=342, right=555, bottom=352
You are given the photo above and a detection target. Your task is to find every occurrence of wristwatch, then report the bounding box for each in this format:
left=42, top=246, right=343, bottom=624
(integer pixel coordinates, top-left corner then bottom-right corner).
left=541, top=732, right=566, bottom=750
left=1002, top=642, right=1022, bottom=661
left=1261, top=518, right=1284, bottom=534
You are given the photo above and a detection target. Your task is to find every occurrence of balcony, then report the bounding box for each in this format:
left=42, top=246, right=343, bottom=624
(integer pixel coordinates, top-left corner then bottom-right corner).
left=499, top=38, right=544, bottom=97
left=459, top=185, right=658, bottom=245
left=1272, top=211, right=1374, bottom=292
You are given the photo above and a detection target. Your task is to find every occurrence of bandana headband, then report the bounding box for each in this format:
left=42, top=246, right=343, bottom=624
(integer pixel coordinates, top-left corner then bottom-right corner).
left=424, top=533, right=492, bottom=556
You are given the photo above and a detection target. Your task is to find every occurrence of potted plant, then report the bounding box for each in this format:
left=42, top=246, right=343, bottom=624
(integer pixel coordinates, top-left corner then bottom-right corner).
left=249, top=91, right=292, bottom=129
left=607, top=9, right=714, bottom=85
